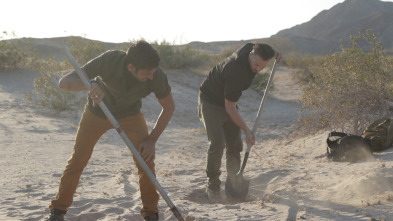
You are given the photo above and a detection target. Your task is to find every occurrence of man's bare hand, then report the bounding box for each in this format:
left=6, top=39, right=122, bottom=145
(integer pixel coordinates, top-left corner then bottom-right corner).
left=245, top=128, right=255, bottom=146
left=88, top=82, right=104, bottom=106
left=137, top=139, right=156, bottom=163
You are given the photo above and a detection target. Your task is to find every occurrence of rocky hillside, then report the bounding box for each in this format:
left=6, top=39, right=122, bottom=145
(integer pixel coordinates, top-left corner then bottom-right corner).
left=272, top=0, right=393, bottom=54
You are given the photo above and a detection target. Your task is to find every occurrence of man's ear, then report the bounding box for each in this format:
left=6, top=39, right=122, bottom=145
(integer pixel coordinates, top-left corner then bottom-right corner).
left=249, top=51, right=254, bottom=59
left=127, top=63, right=135, bottom=73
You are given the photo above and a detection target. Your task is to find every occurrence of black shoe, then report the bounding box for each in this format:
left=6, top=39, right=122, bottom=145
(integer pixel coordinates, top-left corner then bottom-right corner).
left=144, top=213, right=159, bottom=221
left=47, top=209, right=66, bottom=221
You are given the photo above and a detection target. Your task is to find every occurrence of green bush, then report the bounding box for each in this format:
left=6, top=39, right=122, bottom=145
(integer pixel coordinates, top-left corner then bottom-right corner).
left=252, top=71, right=273, bottom=92
left=0, top=31, right=77, bottom=111
left=299, top=29, right=393, bottom=134
left=64, top=36, right=106, bottom=65
left=27, top=37, right=106, bottom=111
left=153, top=40, right=207, bottom=69
left=286, top=53, right=321, bottom=85
left=26, top=56, right=85, bottom=111
left=0, top=32, right=26, bottom=70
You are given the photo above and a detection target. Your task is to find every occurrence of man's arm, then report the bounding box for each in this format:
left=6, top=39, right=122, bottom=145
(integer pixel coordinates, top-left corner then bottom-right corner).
left=59, top=71, right=104, bottom=106
left=59, top=71, right=88, bottom=91
left=225, top=98, right=255, bottom=145
left=138, top=93, right=175, bottom=163
left=149, top=93, right=175, bottom=141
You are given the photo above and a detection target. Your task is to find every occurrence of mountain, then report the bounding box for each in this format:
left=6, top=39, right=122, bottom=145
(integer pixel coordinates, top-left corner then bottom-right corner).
left=271, top=0, right=393, bottom=54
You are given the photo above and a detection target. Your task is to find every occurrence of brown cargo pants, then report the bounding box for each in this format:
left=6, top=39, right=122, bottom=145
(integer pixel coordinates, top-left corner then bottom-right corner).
left=49, top=107, right=159, bottom=217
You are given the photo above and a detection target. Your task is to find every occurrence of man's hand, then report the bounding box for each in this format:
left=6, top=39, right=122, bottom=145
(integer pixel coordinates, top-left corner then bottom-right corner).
left=275, top=52, right=283, bottom=63
left=136, top=93, right=174, bottom=164
left=88, top=82, right=104, bottom=107
left=245, top=129, right=255, bottom=146
left=137, top=139, right=156, bottom=163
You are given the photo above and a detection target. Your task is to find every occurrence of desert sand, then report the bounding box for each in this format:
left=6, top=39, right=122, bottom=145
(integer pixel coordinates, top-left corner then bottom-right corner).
left=0, top=64, right=392, bottom=221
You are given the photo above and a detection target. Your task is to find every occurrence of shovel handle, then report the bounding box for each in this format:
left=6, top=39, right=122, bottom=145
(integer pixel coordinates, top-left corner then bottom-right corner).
left=237, top=58, right=279, bottom=175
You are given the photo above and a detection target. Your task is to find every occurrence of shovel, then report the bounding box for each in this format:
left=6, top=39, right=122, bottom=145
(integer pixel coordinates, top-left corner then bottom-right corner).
left=225, top=58, right=279, bottom=201
left=63, top=46, right=184, bottom=221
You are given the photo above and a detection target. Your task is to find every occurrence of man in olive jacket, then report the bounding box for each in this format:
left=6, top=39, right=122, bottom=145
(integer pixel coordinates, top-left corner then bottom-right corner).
left=48, top=40, right=174, bottom=221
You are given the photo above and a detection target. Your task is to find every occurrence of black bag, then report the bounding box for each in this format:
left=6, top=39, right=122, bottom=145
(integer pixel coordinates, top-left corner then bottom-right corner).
left=326, top=131, right=372, bottom=162
left=361, top=117, right=393, bottom=152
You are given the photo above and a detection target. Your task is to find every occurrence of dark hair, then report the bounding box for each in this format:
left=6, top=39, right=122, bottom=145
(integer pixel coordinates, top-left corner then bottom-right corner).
left=126, top=40, right=160, bottom=70
left=253, top=43, right=276, bottom=61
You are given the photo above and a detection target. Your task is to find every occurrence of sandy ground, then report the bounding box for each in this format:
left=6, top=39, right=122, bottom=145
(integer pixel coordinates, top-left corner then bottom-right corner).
left=0, top=65, right=392, bottom=221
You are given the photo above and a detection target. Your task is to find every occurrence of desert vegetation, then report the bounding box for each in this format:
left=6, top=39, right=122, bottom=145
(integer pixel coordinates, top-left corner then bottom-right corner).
left=3, top=29, right=393, bottom=136
left=287, top=29, right=393, bottom=134
left=0, top=31, right=29, bottom=69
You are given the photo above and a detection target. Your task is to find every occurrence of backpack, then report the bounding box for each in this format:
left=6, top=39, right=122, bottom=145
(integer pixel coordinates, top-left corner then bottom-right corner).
left=326, top=131, right=372, bottom=162
left=361, top=117, right=393, bottom=152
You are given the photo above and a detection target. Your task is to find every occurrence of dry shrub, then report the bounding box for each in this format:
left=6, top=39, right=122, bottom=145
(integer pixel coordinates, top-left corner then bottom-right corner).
left=286, top=53, right=320, bottom=85
left=298, top=29, right=393, bottom=134
left=64, top=36, right=107, bottom=65
left=152, top=40, right=207, bottom=70
left=26, top=37, right=107, bottom=111
left=0, top=31, right=27, bottom=70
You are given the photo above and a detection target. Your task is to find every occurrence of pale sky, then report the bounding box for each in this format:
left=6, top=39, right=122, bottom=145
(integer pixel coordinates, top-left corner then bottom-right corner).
left=1, top=0, right=392, bottom=44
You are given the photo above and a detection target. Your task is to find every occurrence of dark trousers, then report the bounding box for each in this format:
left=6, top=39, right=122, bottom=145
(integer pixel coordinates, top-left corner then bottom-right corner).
left=198, top=97, right=243, bottom=191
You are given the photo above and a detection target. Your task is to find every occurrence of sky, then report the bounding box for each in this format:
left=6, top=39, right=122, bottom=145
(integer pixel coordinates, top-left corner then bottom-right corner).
left=1, top=0, right=391, bottom=44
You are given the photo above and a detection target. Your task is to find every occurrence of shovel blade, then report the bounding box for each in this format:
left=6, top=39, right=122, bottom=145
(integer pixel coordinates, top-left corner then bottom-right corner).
left=225, top=174, right=250, bottom=202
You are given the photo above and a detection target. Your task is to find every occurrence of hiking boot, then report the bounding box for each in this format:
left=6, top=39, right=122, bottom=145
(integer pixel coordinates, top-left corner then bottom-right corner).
left=47, top=209, right=66, bottom=221
left=144, top=213, right=159, bottom=221
left=206, top=187, right=222, bottom=204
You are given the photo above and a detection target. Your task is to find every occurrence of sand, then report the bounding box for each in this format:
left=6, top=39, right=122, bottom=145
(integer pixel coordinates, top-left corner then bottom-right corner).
left=0, top=65, right=392, bottom=221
